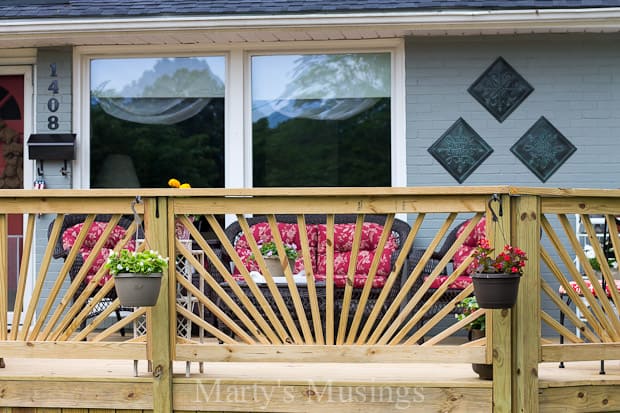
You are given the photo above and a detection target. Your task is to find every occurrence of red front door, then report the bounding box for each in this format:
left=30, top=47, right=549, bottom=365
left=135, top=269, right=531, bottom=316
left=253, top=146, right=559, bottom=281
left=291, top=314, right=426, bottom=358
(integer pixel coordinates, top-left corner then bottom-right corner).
left=0, top=75, right=25, bottom=311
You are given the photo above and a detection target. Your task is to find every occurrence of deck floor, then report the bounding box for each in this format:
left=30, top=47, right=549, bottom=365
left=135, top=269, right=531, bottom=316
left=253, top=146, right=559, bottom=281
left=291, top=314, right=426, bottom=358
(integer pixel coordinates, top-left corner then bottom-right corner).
left=1, top=357, right=618, bottom=385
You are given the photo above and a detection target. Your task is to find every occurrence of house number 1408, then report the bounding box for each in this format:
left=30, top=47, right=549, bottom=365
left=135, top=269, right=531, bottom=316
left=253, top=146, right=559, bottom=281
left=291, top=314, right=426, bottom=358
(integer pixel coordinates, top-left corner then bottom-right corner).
left=47, top=63, right=59, bottom=130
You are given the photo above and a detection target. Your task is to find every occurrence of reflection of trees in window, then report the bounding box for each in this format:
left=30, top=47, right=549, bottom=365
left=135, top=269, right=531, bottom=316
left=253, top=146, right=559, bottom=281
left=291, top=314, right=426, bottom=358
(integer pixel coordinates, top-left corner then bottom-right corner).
left=252, top=53, right=391, bottom=187
left=91, top=99, right=224, bottom=188
left=253, top=98, right=390, bottom=187
left=282, top=53, right=390, bottom=99
left=90, top=57, right=225, bottom=188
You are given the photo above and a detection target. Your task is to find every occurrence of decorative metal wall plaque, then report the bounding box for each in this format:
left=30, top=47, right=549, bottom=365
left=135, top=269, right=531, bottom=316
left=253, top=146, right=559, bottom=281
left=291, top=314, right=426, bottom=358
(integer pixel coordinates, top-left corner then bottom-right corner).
left=510, top=116, right=576, bottom=182
left=428, top=118, right=493, bottom=184
left=468, top=57, right=534, bottom=123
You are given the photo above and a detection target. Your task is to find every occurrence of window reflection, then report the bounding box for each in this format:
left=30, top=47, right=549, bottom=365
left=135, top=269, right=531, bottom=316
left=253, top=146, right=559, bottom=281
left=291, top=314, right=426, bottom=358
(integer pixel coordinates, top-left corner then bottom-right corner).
left=90, top=57, right=225, bottom=188
left=252, top=53, right=391, bottom=187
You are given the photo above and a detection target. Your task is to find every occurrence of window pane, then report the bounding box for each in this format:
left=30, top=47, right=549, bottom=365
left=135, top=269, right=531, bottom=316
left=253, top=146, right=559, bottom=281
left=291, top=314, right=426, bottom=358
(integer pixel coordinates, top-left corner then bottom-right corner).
left=90, top=57, right=225, bottom=188
left=252, top=53, right=391, bottom=187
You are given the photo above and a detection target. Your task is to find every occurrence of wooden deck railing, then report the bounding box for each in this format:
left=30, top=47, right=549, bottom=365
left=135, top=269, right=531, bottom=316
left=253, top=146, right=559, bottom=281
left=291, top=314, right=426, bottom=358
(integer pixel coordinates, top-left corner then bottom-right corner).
left=1, top=187, right=620, bottom=412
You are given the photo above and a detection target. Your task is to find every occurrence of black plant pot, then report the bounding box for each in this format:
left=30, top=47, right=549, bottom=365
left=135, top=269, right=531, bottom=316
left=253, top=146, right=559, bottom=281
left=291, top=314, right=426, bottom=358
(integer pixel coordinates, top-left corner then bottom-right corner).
left=469, top=329, right=493, bottom=380
left=471, top=272, right=522, bottom=309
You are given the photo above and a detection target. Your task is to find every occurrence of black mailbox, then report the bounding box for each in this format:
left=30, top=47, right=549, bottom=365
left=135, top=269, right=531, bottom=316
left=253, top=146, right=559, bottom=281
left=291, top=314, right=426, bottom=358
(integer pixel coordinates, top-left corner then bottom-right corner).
left=28, top=133, right=76, bottom=160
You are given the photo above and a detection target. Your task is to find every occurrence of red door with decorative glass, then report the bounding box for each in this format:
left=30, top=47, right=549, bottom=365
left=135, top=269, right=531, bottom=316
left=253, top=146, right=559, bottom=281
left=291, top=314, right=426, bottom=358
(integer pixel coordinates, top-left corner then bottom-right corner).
left=0, top=74, right=25, bottom=316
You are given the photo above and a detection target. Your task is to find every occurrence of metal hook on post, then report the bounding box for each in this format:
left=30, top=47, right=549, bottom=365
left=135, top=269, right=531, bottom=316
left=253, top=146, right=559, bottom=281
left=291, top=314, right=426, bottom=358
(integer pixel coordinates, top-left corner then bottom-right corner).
left=488, top=193, right=503, bottom=222
left=37, top=160, right=44, bottom=177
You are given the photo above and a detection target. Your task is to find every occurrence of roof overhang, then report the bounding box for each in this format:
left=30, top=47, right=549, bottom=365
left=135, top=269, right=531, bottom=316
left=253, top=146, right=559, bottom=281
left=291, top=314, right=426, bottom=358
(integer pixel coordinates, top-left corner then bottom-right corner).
left=1, top=7, right=620, bottom=48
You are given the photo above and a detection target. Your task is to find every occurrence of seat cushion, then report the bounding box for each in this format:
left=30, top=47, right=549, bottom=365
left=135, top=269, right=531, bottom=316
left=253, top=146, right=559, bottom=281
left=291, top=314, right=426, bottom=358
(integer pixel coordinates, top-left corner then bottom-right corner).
left=558, top=279, right=620, bottom=298
left=425, top=275, right=473, bottom=290
left=452, top=218, right=487, bottom=276
left=61, top=222, right=135, bottom=285
left=233, top=221, right=396, bottom=288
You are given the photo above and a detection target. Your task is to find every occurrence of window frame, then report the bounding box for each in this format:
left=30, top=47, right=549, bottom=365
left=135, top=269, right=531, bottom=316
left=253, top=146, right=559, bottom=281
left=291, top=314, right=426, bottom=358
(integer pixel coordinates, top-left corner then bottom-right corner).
left=75, top=39, right=405, bottom=189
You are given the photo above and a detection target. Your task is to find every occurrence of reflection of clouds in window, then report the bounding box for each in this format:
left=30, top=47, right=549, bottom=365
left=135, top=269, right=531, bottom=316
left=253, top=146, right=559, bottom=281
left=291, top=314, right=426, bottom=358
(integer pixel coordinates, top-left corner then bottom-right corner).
left=252, top=53, right=389, bottom=122
left=91, top=57, right=225, bottom=125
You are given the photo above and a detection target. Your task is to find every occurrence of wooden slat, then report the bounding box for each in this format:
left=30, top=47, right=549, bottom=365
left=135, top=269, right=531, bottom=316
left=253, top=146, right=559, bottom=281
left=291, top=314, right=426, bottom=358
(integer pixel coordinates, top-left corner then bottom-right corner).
left=297, top=214, right=324, bottom=344
left=409, top=286, right=475, bottom=345
left=541, top=217, right=608, bottom=340
left=202, top=214, right=278, bottom=344
left=356, top=212, right=421, bottom=344
left=36, top=215, right=121, bottom=340
left=337, top=213, right=364, bottom=344
left=175, top=343, right=487, bottom=364
left=558, top=214, right=618, bottom=340
left=9, top=214, right=36, bottom=340
left=541, top=342, right=620, bottom=362
left=0, top=341, right=146, bottom=359
left=181, top=217, right=273, bottom=343
left=17, top=214, right=63, bottom=341
left=325, top=214, right=335, bottom=345
left=346, top=214, right=394, bottom=343
left=374, top=213, right=483, bottom=345
left=540, top=280, right=594, bottom=343
left=267, top=214, right=311, bottom=343
left=173, top=258, right=254, bottom=343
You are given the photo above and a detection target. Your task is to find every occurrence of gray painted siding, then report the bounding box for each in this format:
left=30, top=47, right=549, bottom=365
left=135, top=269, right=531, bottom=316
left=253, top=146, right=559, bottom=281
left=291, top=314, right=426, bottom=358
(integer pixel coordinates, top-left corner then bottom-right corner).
left=405, top=33, right=620, bottom=334
left=406, top=33, right=620, bottom=188
left=34, top=47, right=73, bottom=313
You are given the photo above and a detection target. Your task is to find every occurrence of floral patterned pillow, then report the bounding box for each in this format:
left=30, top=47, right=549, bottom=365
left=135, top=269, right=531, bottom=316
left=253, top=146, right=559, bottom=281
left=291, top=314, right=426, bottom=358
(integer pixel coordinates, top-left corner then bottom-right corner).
left=451, top=217, right=487, bottom=277
left=232, top=221, right=397, bottom=288
left=61, top=222, right=135, bottom=285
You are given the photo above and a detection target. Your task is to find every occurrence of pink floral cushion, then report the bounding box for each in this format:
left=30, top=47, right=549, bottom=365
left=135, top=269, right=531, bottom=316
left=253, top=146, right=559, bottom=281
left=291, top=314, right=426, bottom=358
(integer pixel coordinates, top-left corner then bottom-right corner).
left=233, top=221, right=397, bottom=288
left=425, top=218, right=486, bottom=290
left=558, top=279, right=620, bottom=298
left=233, top=222, right=314, bottom=275
left=452, top=218, right=487, bottom=277
left=427, top=275, right=473, bottom=290
left=61, top=222, right=135, bottom=285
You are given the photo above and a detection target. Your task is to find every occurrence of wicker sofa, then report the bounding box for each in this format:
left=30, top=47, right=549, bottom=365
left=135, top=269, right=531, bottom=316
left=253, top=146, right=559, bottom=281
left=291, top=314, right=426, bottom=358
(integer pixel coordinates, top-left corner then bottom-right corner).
left=212, top=214, right=413, bottom=341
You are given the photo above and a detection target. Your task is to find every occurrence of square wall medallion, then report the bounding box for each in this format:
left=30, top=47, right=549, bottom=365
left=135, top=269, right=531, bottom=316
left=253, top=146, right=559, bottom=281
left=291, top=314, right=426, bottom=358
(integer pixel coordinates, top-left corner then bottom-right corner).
left=510, top=116, right=576, bottom=183
left=468, top=57, right=534, bottom=123
left=428, top=118, right=493, bottom=184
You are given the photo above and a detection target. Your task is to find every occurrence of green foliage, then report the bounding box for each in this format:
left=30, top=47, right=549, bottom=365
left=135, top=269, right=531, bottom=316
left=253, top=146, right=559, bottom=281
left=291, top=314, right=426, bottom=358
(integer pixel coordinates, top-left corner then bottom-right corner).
left=455, top=296, right=485, bottom=331
left=105, top=249, right=168, bottom=275
left=251, top=241, right=298, bottom=260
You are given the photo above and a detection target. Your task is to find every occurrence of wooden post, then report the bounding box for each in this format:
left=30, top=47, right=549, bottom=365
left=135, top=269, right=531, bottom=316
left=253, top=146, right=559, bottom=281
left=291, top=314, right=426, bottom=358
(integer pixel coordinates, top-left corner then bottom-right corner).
left=511, top=195, right=540, bottom=413
left=490, top=195, right=511, bottom=413
left=145, top=197, right=173, bottom=412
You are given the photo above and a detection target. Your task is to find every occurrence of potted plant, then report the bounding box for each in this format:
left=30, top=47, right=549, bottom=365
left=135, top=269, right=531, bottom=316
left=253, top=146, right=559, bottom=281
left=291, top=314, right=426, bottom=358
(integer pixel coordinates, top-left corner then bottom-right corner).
left=456, top=296, right=492, bottom=380
left=470, top=238, right=527, bottom=309
left=252, top=241, right=298, bottom=276
left=105, top=249, right=169, bottom=306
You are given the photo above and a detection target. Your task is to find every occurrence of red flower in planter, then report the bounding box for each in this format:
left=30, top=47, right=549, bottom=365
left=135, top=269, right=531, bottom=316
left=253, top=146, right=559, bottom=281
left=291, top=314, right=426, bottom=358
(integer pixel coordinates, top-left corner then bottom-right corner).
left=472, top=238, right=527, bottom=275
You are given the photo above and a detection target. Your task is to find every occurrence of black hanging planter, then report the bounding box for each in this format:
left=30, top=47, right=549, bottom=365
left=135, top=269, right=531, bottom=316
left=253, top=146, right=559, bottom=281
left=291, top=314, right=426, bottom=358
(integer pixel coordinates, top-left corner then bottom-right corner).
left=471, top=272, right=522, bottom=309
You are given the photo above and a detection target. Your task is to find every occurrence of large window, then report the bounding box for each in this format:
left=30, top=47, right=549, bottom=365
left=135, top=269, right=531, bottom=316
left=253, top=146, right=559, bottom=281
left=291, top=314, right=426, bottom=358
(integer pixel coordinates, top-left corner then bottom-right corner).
left=251, top=52, right=391, bottom=187
left=90, top=56, right=225, bottom=188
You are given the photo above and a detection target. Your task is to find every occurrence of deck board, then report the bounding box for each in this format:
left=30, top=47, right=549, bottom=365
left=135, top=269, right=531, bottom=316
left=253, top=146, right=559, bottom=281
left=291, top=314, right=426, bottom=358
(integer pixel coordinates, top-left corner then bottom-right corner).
left=0, top=358, right=618, bottom=412
left=1, top=358, right=617, bottom=384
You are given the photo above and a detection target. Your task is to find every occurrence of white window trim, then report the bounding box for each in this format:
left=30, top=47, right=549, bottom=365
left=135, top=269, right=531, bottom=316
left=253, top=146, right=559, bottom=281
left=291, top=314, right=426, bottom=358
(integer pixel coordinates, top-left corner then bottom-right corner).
left=74, top=39, right=405, bottom=189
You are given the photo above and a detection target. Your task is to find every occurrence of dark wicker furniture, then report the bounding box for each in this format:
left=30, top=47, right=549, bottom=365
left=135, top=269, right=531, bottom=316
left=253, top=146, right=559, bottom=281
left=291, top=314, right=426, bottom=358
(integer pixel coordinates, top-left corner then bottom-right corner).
left=213, top=214, right=413, bottom=341
left=48, top=214, right=135, bottom=335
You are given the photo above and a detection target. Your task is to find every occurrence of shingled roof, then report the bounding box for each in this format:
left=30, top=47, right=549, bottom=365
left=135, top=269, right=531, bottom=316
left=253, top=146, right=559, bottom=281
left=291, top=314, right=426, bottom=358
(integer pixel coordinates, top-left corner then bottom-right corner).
left=2, top=0, right=620, bottom=19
